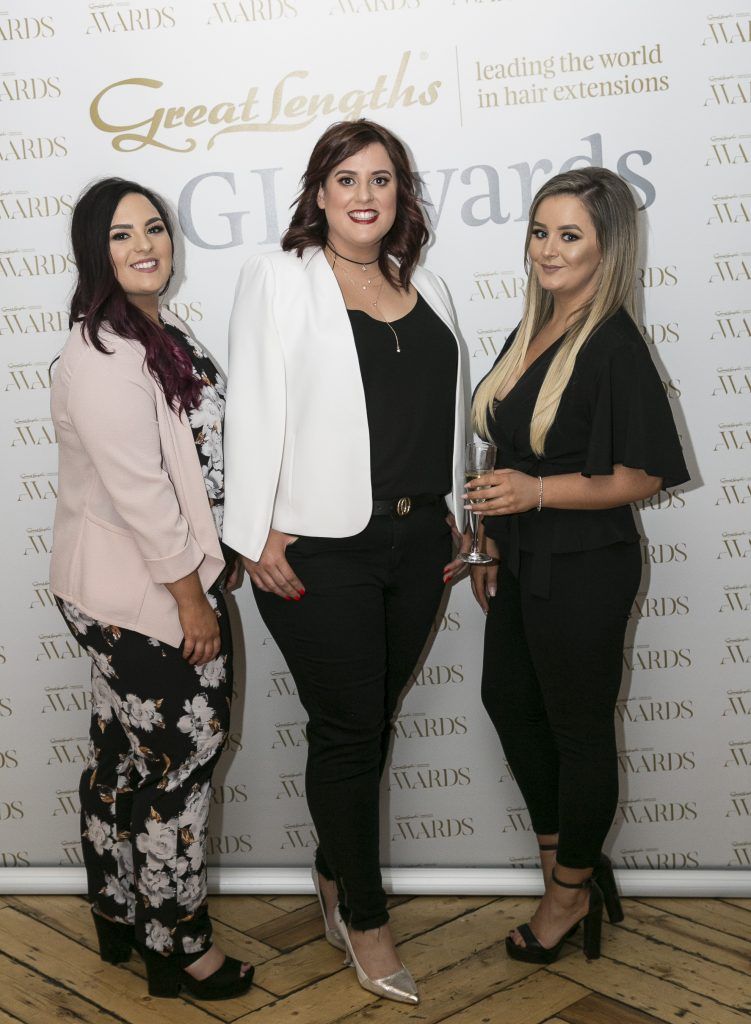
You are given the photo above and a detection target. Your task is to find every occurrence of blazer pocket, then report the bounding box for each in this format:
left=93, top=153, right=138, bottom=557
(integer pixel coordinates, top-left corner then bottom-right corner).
left=78, top=516, right=150, bottom=625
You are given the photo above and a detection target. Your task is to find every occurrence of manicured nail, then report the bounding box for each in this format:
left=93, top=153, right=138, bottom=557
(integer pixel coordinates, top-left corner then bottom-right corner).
left=488, top=586, right=496, bottom=597
left=443, top=575, right=453, bottom=584
left=297, top=588, right=306, bottom=596
left=293, top=595, right=301, bottom=601
left=284, top=596, right=291, bottom=601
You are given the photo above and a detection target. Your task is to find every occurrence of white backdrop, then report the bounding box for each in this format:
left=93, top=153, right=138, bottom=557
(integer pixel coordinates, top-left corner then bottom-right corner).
left=1, top=0, right=750, bottom=883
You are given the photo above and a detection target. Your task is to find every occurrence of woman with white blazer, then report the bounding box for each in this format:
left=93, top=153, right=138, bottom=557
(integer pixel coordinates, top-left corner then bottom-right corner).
left=51, top=178, right=253, bottom=1001
left=224, top=120, right=465, bottom=1005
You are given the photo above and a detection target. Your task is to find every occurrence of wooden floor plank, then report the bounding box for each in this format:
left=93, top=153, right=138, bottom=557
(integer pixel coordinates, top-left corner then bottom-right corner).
left=3, top=894, right=279, bottom=1022
left=558, top=991, right=666, bottom=1024
left=1, top=893, right=749, bottom=1024
left=0, top=952, right=124, bottom=1024
left=0, top=1011, right=25, bottom=1024
left=4, top=896, right=95, bottom=951
left=622, top=900, right=751, bottom=972
left=438, top=969, right=588, bottom=1024
left=571, top=922, right=751, bottom=1012
left=635, top=897, right=751, bottom=939
left=247, top=901, right=324, bottom=951
left=721, top=898, right=751, bottom=913
left=550, top=950, right=751, bottom=1024
left=258, top=895, right=317, bottom=912
left=209, top=896, right=287, bottom=933
left=0, top=907, right=218, bottom=1024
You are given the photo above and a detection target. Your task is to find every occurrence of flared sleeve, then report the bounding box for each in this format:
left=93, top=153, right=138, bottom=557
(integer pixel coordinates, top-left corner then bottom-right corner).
left=582, top=336, right=689, bottom=489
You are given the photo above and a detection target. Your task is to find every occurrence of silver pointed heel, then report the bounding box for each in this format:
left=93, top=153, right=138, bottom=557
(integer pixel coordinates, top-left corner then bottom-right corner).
left=333, top=906, right=419, bottom=1005
left=311, top=866, right=346, bottom=952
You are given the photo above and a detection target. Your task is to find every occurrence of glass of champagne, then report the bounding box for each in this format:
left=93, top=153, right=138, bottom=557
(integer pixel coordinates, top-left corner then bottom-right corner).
left=460, top=440, right=497, bottom=565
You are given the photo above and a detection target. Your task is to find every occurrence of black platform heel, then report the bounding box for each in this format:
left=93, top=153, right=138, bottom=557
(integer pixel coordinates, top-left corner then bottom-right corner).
left=505, top=870, right=604, bottom=964
left=91, top=910, right=134, bottom=965
left=140, top=945, right=255, bottom=1001
left=593, top=853, right=624, bottom=924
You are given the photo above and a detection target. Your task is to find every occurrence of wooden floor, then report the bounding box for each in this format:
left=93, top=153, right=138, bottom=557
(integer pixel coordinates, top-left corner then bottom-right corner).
left=0, top=891, right=749, bottom=1023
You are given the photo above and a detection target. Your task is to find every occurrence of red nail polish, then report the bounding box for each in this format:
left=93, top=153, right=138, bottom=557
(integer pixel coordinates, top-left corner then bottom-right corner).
left=284, top=596, right=291, bottom=602
left=298, top=589, right=305, bottom=596
left=293, top=595, right=301, bottom=601
left=444, top=575, right=453, bottom=584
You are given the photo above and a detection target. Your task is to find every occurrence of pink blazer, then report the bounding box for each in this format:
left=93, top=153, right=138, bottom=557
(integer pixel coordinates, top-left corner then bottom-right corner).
left=50, top=309, right=225, bottom=647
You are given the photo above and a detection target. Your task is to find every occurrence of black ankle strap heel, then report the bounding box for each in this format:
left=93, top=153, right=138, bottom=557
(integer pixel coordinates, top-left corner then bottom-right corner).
left=505, top=870, right=604, bottom=964
left=551, top=870, right=604, bottom=961
left=539, top=845, right=624, bottom=925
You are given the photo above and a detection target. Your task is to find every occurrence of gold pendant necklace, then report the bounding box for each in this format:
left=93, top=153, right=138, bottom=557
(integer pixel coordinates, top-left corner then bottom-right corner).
left=328, top=246, right=401, bottom=353
left=371, top=280, right=401, bottom=353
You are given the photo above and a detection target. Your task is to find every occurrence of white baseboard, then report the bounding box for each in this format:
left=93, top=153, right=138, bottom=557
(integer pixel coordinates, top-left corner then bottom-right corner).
left=1, top=866, right=749, bottom=897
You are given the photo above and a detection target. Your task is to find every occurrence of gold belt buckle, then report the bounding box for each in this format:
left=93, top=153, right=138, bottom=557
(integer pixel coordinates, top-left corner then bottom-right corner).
left=395, top=496, right=412, bottom=517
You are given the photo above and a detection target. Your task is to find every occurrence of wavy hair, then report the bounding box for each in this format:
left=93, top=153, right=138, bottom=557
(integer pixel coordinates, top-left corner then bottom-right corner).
left=281, top=119, right=429, bottom=290
left=69, top=177, right=201, bottom=414
left=473, top=167, right=638, bottom=456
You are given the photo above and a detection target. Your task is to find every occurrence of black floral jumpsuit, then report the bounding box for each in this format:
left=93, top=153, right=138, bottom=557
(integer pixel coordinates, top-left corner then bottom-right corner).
left=56, top=324, right=232, bottom=958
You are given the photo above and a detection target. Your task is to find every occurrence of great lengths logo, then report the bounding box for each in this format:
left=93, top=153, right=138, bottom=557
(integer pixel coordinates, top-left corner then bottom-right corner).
left=89, top=51, right=441, bottom=151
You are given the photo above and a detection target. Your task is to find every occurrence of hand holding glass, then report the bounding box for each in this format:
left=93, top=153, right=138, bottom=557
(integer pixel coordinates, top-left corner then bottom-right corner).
left=460, top=441, right=497, bottom=565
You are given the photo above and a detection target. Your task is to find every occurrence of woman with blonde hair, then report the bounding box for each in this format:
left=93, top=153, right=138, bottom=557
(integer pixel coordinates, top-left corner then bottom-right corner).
left=467, top=167, right=688, bottom=963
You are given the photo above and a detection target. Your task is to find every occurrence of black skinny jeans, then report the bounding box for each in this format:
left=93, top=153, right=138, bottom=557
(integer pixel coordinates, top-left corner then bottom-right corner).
left=254, top=504, right=451, bottom=930
left=481, top=542, right=641, bottom=869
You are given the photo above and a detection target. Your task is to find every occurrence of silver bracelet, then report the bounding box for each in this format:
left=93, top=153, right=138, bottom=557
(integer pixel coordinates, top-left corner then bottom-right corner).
left=536, top=476, right=544, bottom=512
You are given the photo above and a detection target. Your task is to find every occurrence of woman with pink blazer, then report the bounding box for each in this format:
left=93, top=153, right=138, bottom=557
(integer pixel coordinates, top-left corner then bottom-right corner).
left=50, top=178, right=252, bottom=1002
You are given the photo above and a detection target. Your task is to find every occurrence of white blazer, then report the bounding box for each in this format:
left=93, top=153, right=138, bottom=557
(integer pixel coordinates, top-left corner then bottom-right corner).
left=223, top=247, right=465, bottom=561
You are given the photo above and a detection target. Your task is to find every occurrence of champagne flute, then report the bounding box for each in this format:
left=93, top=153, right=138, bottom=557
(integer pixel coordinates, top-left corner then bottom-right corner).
left=460, top=440, right=497, bottom=565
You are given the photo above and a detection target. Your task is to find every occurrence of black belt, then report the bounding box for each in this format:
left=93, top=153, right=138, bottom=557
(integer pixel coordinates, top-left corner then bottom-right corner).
left=371, top=494, right=442, bottom=517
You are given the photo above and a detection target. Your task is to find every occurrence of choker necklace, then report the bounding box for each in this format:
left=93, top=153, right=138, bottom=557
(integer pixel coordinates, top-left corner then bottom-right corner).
left=326, top=242, right=380, bottom=272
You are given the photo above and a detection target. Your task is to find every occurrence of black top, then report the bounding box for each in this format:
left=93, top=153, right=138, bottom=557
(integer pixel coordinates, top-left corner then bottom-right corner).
left=480, top=308, right=689, bottom=596
left=348, top=293, right=457, bottom=500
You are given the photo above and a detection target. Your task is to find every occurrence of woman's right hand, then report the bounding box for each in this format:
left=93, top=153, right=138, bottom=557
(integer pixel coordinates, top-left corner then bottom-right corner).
left=178, top=595, right=221, bottom=665
left=243, top=529, right=305, bottom=600
left=164, top=570, right=221, bottom=665
left=469, top=536, right=500, bottom=615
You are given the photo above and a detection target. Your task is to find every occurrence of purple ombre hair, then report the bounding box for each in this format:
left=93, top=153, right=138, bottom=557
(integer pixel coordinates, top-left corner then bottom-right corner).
left=69, top=177, right=201, bottom=414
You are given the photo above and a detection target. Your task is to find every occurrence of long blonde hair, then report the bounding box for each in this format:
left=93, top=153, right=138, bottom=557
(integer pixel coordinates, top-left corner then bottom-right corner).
left=473, top=167, right=638, bottom=456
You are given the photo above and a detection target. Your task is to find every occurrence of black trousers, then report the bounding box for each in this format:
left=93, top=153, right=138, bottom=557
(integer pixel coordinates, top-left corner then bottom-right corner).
left=56, top=588, right=232, bottom=958
left=255, top=504, right=452, bottom=930
left=481, top=542, right=641, bottom=869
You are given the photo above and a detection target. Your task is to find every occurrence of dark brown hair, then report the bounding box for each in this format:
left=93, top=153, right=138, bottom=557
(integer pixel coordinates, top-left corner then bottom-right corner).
left=281, top=120, right=429, bottom=289
left=69, top=177, right=201, bottom=414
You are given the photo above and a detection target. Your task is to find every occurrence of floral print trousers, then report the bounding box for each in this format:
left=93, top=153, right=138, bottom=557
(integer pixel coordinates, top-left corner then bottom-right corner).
left=56, top=588, right=232, bottom=958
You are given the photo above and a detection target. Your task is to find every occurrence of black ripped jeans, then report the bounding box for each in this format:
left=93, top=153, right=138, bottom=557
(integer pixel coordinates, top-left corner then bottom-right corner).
left=254, top=504, right=452, bottom=930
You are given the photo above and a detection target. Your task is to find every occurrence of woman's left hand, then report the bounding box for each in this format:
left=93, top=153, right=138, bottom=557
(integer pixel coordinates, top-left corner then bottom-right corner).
left=464, top=469, right=539, bottom=516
